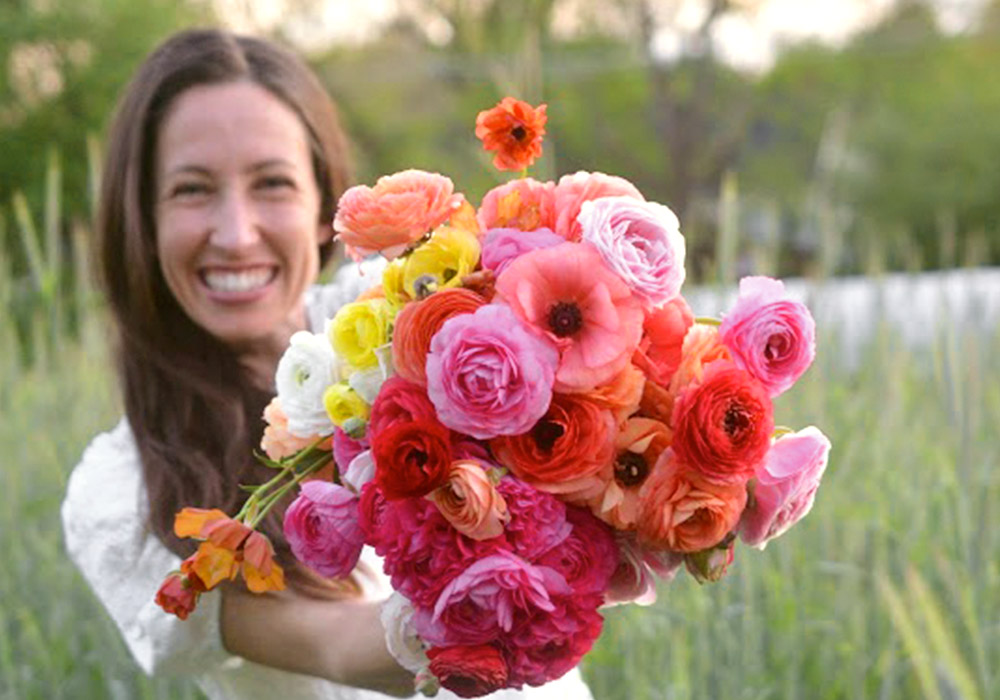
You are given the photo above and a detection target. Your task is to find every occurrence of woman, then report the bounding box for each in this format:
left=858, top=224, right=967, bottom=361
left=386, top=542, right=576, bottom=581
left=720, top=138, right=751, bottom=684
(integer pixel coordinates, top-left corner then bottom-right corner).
left=61, top=29, right=594, bottom=700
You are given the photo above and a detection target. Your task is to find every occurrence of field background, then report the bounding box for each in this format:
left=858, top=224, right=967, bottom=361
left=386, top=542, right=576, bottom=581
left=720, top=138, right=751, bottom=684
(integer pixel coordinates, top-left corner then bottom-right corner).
left=3, top=1, right=1000, bottom=698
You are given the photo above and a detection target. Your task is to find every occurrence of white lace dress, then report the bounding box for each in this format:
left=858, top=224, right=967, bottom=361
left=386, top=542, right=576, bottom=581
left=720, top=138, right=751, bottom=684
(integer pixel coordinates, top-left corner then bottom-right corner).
left=61, top=261, right=595, bottom=700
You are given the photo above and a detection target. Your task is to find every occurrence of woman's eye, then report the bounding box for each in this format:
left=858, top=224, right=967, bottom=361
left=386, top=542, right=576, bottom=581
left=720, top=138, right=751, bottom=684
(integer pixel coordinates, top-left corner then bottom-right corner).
left=257, top=175, right=295, bottom=191
left=171, top=182, right=210, bottom=198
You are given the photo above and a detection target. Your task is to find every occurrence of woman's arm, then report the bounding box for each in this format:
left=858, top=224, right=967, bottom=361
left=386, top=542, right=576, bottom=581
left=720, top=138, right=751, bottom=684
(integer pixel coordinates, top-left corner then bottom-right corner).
left=220, top=585, right=415, bottom=697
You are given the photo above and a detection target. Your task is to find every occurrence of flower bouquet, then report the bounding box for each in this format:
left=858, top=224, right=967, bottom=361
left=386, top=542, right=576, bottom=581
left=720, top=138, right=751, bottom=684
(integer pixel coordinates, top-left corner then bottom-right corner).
left=157, top=97, right=831, bottom=697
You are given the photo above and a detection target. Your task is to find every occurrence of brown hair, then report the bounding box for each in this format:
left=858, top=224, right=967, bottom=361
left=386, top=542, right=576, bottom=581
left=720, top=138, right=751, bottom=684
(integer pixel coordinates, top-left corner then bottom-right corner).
left=98, top=28, right=357, bottom=593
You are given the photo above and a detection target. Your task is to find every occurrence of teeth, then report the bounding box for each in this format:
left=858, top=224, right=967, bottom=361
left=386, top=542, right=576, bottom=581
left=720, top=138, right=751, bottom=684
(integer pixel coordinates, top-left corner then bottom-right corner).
left=203, top=268, right=274, bottom=292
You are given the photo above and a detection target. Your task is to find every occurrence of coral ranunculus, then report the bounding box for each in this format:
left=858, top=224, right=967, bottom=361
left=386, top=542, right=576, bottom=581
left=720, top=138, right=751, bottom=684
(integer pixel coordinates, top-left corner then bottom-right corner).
left=552, top=171, right=644, bottom=242
left=636, top=450, right=747, bottom=553
left=633, top=296, right=695, bottom=387
left=495, top=242, right=644, bottom=392
left=431, top=461, right=510, bottom=541
left=333, top=169, right=464, bottom=260
left=427, top=645, right=509, bottom=698
left=392, top=288, right=486, bottom=385
left=475, top=97, right=548, bottom=172
left=477, top=178, right=556, bottom=233
left=671, top=361, right=774, bottom=485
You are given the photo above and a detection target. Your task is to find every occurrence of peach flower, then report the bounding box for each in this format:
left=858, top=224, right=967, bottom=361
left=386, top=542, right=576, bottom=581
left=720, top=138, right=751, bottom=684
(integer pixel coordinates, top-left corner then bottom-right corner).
left=636, top=450, right=747, bottom=553
left=580, top=362, right=646, bottom=426
left=261, top=398, right=320, bottom=461
left=552, top=171, right=644, bottom=242
left=392, top=288, right=486, bottom=385
left=334, top=170, right=464, bottom=260
left=431, top=461, right=510, bottom=540
left=668, top=323, right=731, bottom=398
left=477, top=178, right=556, bottom=233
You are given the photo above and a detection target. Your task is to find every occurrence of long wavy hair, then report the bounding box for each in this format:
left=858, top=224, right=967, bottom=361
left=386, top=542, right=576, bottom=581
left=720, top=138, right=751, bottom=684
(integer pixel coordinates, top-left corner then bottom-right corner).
left=97, top=29, right=357, bottom=593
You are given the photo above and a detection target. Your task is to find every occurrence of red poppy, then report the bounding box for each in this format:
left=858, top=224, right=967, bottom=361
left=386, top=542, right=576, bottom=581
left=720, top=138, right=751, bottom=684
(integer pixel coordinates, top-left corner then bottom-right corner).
left=475, top=97, right=547, bottom=171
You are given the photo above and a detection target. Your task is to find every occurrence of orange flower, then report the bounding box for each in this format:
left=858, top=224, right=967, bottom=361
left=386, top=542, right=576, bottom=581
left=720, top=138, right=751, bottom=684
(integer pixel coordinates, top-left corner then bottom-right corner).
left=392, top=288, right=486, bottom=385
left=155, top=572, right=201, bottom=620
left=189, top=541, right=240, bottom=589
left=241, top=532, right=286, bottom=593
left=448, top=199, right=482, bottom=238
left=580, top=362, right=646, bottom=426
left=173, top=507, right=228, bottom=539
left=636, top=450, right=746, bottom=553
left=668, top=324, right=731, bottom=398
left=475, top=97, right=547, bottom=171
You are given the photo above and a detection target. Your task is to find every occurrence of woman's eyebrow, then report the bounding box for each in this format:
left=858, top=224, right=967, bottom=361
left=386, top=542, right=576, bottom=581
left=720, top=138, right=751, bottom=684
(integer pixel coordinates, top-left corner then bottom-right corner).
left=247, top=158, right=296, bottom=173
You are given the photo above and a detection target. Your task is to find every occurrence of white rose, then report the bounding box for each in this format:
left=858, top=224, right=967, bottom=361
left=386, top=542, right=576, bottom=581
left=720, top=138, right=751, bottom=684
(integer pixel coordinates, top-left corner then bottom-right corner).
left=275, top=330, right=340, bottom=438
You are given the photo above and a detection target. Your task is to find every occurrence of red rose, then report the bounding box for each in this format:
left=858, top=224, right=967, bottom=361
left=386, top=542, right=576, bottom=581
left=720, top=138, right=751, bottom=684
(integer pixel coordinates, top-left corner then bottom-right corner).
left=368, top=377, right=438, bottom=441
left=427, top=644, right=509, bottom=698
left=372, top=418, right=452, bottom=500
left=154, top=572, right=201, bottom=620
left=671, top=361, right=773, bottom=484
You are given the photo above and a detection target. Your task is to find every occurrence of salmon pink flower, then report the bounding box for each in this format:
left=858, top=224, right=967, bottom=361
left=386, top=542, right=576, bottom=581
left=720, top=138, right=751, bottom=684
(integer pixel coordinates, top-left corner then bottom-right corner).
left=477, top=178, right=556, bottom=233
left=633, top=296, right=695, bottom=387
left=431, top=461, right=510, bottom=541
left=553, top=171, right=644, bottom=242
left=719, top=276, right=817, bottom=397
left=495, top=242, right=644, bottom=392
left=334, top=169, right=464, bottom=260
left=475, top=97, right=547, bottom=172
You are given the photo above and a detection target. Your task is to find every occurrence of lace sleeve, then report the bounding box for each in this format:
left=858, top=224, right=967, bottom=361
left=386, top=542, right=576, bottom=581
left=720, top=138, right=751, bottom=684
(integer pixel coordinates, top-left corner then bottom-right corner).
left=61, top=420, right=240, bottom=676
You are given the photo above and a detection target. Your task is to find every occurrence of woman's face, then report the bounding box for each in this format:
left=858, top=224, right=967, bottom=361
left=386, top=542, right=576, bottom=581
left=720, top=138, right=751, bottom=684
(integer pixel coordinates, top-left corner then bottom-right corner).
left=155, top=81, right=325, bottom=353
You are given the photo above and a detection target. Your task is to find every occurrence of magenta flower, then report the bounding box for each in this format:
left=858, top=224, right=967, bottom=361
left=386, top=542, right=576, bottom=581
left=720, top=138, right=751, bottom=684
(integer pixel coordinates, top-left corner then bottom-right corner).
left=426, top=304, right=559, bottom=439
left=739, top=426, right=831, bottom=549
left=480, top=227, right=566, bottom=277
left=283, top=481, right=363, bottom=578
left=495, top=242, right=644, bottom=392
left=505, top=595, right=604, bottom=687
left=719, top=276, right=816, bottom=397
left=535, top=506, right=618, bottom=596
left=498, top=476, right=571, bottom=562
left=578, top=196, right=686, bottom=308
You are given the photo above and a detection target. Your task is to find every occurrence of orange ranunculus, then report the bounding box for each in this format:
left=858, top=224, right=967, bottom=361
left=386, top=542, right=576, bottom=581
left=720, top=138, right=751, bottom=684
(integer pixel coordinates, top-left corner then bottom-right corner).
left=333, top=170, right=464, bottom=261
left=432, top=461, right=510, bottom=540
left=639, top=373, right=675, bottom=425
left=636, top=450, right=746, bottom=553
left=477, top=178, right=556, bottom=233
left=633, top=297, right=695, bottom=387
left=173, top=507, right=228, bottom=539
left=668, top=324, right=731, bottom=398
left=241, top=531, right=286, bottom=593
left=261, top=398, right=320, bottom=461
left=189, top=541, right=240, bottom=590
left=590, top=417, right=672, bottom=530
left=475, top=97, right=547, bottom=172
left=580, top=362, right=646, bottom=426
left=392, top=288, right=486, bottom=385
left=492, top=392, right=615, bottom=491
left=355, top=285, right=385, bottom=302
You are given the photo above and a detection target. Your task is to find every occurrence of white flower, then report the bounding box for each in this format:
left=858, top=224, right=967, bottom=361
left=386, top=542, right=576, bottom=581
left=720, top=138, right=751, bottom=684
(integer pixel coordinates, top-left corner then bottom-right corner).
left=275, top=331, right=341, bottom=438
left=347, top=342, right=395, bottom=404
left=380, top=592, right=428, bottom=674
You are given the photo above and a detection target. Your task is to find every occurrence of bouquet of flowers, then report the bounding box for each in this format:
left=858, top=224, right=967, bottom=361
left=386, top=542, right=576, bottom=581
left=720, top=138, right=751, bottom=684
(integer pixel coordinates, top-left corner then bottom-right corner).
left=156, top=97, right=831, bottom=697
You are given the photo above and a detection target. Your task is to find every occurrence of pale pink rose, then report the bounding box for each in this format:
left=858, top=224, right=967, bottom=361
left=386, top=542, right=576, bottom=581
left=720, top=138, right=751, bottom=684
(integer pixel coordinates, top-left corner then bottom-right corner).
left=283, top=481, right=363, bottom=578
left=553, top=171, right=644, bottom=242
left=578, top=196, right=686, bottom=308
left=415, top=550, right=572, bottom=647
left=426, top=303, right=559, bottom=439
left=739, top=426, right=831, bottom=549
left=431, top=461, right=510, bottom=541
left=495, top=242, right=644, bottom=392
left=261, top=398, right=317, bottom=460
left=480, top=227, right=565, bottom=276
left=477, top=178, right=556, bottom=233
left=333, top=169, right=464, bottom=260
left=719, top=276, right=817, bottom=397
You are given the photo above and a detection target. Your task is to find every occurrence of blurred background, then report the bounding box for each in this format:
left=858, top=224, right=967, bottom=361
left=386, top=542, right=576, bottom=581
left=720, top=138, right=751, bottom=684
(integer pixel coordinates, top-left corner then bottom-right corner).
left=1, top=1, right=998, bottom=698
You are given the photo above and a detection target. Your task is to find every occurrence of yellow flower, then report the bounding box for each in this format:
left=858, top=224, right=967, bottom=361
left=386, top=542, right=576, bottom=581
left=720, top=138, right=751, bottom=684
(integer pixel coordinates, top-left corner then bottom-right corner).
left=402, top=226, right=481, bottom=300
left=323, top=383, right=370, bottom=428
left=382, top=257, right=410, bottom=309
left=328, top=298, right=393, bottom=369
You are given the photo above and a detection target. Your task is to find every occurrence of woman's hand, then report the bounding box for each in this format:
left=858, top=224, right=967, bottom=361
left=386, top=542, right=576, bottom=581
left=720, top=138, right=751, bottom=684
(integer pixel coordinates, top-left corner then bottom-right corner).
left=220, top=585, right=415, bottom=697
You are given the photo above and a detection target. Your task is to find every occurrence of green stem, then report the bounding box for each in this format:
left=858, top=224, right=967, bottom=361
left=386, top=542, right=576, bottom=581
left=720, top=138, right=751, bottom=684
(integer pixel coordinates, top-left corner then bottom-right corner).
left=235, top=435, right=331, bottom=522
left=695, top=316, right=721, bottom=326
left=249, top=453, right=332, bottom=529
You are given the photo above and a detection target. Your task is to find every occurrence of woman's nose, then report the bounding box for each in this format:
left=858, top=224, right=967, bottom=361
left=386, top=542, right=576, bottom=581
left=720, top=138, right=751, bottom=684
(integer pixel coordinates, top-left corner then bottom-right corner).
left=210, top=190, right=261, bottom=250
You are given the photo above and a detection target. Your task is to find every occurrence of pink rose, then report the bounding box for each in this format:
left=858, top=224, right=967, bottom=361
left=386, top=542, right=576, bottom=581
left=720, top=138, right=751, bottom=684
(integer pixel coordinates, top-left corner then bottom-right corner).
left=739, top=426, right=831, bottom=549
left=719, top=276, right=817, bottom=397
left=578, top=196, right=686, bottom=308
left=334, top=169, right=464, bottom=260
left=283, top=481, right=363, bottom=578
left=553, top=171, right=644, bottom=242
left=333, top=427, right=368, bottom=473
left=431, top=461, right=510, bottom=541
left=535, top=506, right=618, bottom=596
left=480, top=227, right=565, bottom=276
left=426, top=304, right=559, bottom=439
left=415, top=550, right=571, bottom=647
left=505, top=595, right=604, bottom=687
left=477, top=178, right=556, bottom=233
